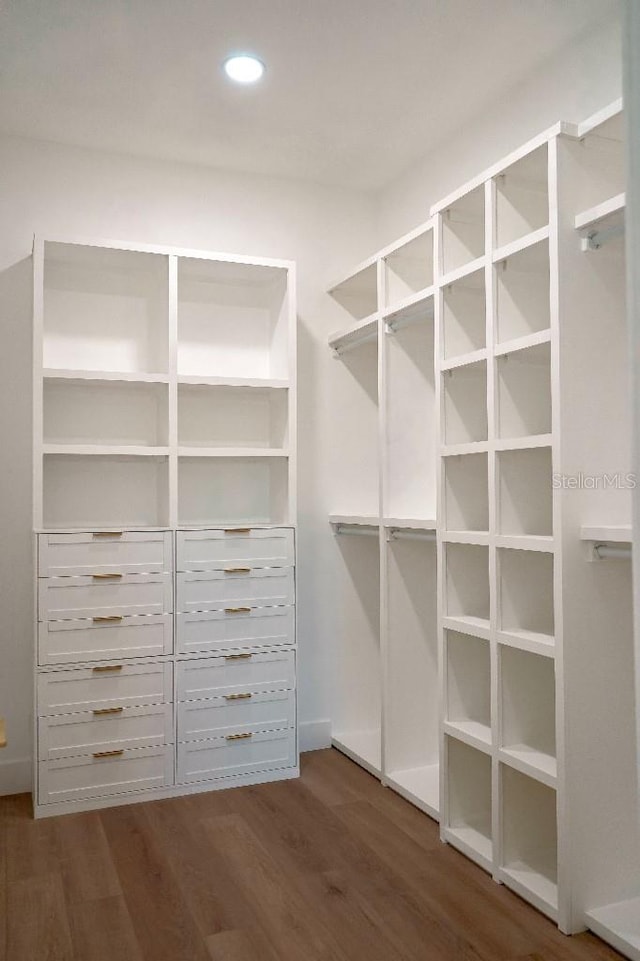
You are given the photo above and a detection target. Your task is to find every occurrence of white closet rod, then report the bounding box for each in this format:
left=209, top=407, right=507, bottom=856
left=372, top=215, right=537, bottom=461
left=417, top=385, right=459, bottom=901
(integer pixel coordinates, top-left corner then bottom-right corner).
left=332, top=330, right=378, bottom=357
left=333, top=523, right=378, bottom=537
left=387, top=528, right=436, bottom=542
left=385, top=308, right=433, bottom=334
left=594, top=543, right=632, bottom=560
left=582, top=223, right=625, bottom=251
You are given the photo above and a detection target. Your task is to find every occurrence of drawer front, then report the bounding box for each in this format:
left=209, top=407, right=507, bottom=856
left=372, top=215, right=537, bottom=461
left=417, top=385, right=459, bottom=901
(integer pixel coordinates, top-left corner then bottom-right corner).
left=177, top=651, right=295, bottom=701
left=177, top=728, right=296, bottom=784
left=38, top=613, right=173, bottom=666
left=38, top=704, right=174, bottom=761
left=177, top=607, right=294, bottom=655
left=178, top=690, right=295, bottom=742
left=38, top=531, right=173, bottom=577
left=177, top=528, right=294, bottom=572
left=38, top=662, right=172, bottom=716
left=38, top=744, right=174, bottom=805
left=39, top=573, right=173, bottom=621
left=177, top=568, right=294, bottom=613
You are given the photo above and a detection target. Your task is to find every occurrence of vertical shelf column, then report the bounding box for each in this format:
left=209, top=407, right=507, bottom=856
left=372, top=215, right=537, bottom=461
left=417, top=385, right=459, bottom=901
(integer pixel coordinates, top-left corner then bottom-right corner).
left=168, top=255, right=178, bottom=529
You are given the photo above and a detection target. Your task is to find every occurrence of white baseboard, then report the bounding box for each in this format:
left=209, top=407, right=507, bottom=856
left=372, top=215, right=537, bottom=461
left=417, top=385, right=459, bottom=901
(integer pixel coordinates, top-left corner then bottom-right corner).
left=0, top=756, right=32, bottom=796
left=299, top=719, right=332, bottom=753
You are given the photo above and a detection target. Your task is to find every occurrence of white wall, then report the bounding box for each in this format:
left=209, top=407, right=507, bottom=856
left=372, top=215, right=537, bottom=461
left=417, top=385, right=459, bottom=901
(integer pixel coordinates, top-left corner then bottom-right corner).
left=376, top=16, right=622, bottom=244
left=0, top=134, right=376, bottom=793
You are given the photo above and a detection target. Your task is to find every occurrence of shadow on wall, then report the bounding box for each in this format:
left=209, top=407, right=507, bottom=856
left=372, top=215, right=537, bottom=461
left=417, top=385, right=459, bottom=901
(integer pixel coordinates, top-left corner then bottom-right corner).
left=0, top=255, right=34, bottom=793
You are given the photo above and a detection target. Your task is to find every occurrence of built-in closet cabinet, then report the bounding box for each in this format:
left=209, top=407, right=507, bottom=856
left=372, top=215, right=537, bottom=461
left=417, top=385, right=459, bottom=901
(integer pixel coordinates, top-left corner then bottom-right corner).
left=32, top=237, right=298, bottom=817
left=326, top=99, right=640, bottom=958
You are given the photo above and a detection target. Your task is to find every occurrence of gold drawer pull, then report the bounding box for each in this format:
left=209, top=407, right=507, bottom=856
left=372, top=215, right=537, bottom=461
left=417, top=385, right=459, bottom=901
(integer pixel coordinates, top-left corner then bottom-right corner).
left=225, top=653, right=252, bottom=661
left=92, top=664, right=123, bottom=673
left=224, top=607, right=251, bottom=614
left=224, top=528, right=251, bottom=534
left=93, top=749, right=124, bottom=758
left=224, top=567, right=251, bottom=574
left=92, top=615, right=123, bottom=623
left=92, top=573, right=123, bottom=580
left=93, top=707, right=124, bottom=716
left=226, top=732, right=252, bottom=741
left=93, top=531, right=123, bottom=538
left=224, top=693, right=252, bottom=701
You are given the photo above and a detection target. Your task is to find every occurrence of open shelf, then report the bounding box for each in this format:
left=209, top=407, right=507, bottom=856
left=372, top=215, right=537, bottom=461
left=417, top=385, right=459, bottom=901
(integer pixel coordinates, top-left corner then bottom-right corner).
left=385, top=531, right=438, bottom=816
left=177, top=383, right=288, bottom=449
left=178, top=258, right=290, bottom=380
left=580, top=525, right=631, bottom=544
left=497, top=447, right=553, bottom=537
left=328, top=262, right=378, bottom=322
left=43, top=453, right=169, bottom=529
left=442, top=360, right=487, bottom=445
left=500, top=765, right=558, bottom=918
left=500, top=646, right=556, bottom=785
left=446, top=736, right=492, bottom=868
left=383, top=229, right=433, bottom=309
left=43, top=369, right=169, bottom=384
left=495, top=237, right=550, bottom=344
left=445, top=630, right=491, bottom=748
left=575, top=192, right=625, bottom=236
left=495, top=144, right=548, bottom=249
left=329, top=316, right=378, bottom=355
left=499, top=548, right=554, bottom=643
left=443, top=452, right=488, bottom=533
left=385, top=306, right=436, bottom=521
left=43, top=379, right=168, bottom=448
left=442, top=268, right=486, bottom=360
left=43, top=242, right=168, bottom=375
left=332, top=525, right=381, bottom=777
left=497, top=342, right=551, bottom=439
left=385, top=765, right=439, bottom=818
left=445, top=543, right=490, bottom=629
left=586, top=897, right=640, bottom=961
left=441, top=185, right=485, bottom=275
left=178, top=455, right=289, bottom=526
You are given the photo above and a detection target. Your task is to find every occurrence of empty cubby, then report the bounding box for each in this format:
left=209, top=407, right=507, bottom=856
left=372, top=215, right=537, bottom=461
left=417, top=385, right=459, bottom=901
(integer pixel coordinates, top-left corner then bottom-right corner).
left=178, top=258, right=290, bottom=380
left=495, top=144, right=548, bottom=248
left=497, top=447, right=553, bottom=536
left=178, top=384, right=288, bottom=449
left=497, top=343, right=551, bottom=439
left=499, top=549, right=554, bottom=641
left=442, top=185, right=485, bottom=275
left=495, top=239, right=550, bottom=344
left=444, top=452, right=489, bottom=532
left=329, top=262, right=378, bottom=321
left=384, top=230, right=433, bottom=307
left=445, top=543, right=490, bottom=627
left=43, top=242, right=169, bottom=375
left=501, top=765, right=558, bottom=903
left=500, top=646, right=556, bottom=766
left=447, top=737, right=492, bottom=857
left=446, top=631, right=491, bottom=739
left=442, top=268, right=486, bottom=359
left=442, top=361, right=488, bottom=446
left=178, top=455, right=289, bottom=526
left=43, top=380, right=169, bottom=448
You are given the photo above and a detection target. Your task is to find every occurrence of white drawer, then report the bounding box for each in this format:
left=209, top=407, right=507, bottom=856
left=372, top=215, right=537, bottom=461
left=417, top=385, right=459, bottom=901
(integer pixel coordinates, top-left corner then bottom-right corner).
left=39, top=573, right=173, bottom=621
left=177, top=650, right=295, bottom=701
left=177, top=728, right=296, bottom=784
left=38, top=744, right=174, bottom=805
left=177, top=568, right=294, bottom=613
left=177, top=606, right=294, bottom=655
left=38, top=662, right=172, bottom=716
left=38, top=704, right=174, bottom=761
left=178, top=690, right=295, bottom=742
left=38, top=613, right=173, bottom=666
left=177, top=528, right=294, bottom=572
left=38, top=531, right=173, bottom=577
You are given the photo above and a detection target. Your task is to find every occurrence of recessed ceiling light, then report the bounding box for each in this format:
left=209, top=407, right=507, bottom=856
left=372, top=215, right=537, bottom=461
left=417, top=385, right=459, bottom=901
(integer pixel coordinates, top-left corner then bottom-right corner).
left=223, top=54, right=265, bottom=84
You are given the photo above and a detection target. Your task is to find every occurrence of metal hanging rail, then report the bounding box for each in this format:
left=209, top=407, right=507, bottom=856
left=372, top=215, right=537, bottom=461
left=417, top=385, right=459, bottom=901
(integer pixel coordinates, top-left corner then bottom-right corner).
left=594, top=543, right=632, bottom=560
left=387, top=528, right=437, bottom=542
left=333, top=523, right=379, bottom=537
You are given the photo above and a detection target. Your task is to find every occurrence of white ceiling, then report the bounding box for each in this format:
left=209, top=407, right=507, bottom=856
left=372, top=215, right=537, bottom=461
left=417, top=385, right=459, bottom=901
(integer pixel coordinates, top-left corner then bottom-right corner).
left=0, top=0, right=619, bottom=190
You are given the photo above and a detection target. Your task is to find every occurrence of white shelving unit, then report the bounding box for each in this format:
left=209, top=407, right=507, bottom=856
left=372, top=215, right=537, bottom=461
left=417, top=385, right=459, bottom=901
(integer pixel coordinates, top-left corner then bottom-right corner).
left=325, top=100, right=639, bottom=950
left=32, top=235, right=298, bottom=817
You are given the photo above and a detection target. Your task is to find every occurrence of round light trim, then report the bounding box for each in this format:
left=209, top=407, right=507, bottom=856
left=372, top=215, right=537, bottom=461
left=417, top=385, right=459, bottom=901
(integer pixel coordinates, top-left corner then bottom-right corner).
left=223, top=55, right=265, bottom=84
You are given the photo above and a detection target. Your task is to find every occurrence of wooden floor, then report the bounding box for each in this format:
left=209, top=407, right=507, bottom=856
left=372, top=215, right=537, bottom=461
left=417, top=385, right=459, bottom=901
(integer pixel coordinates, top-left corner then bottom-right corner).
left=0, top=748, right=626, bottom=961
